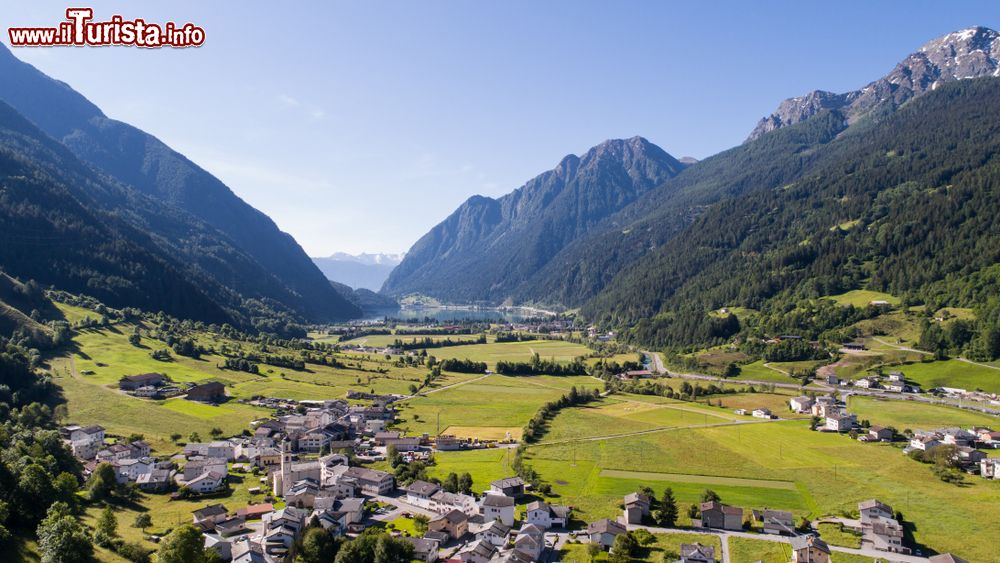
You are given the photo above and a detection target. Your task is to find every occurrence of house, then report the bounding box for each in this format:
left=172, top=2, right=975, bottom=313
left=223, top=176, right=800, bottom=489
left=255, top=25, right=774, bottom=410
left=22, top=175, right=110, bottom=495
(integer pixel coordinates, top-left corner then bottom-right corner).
left=980, top=458, right=1000, bottom=479
left=525, top=500, right=570, bottom=529
left=480, top=494, right=515, bottom=526
left=474, top=519, right=511, bottom=546
left=854, top=377, right=880, bottom=389
left=977, top=429, right=1000, bottom=448
left=118, top=373, right=165, bottom=391
left=928, top=555, right=970, bottom=563
left=864, top=516, right=909, bottom=554
left=825, top=413, right=856, bottom=432
left=752, top=408, right=773, bottom=419
left=286, top=478, right=321, bottom=508
left=952, top=446, right=986, bottom=466
left=428, top=509, right=468, bottom=540
left=136, top=468, right=174, bottom=492
left=587, top=518, right=626, bottom=549
left=183, top=458, right=228, bottom=481
left=761, top=509, right=795, bottom=535
left=193, top=504, right=229, bottom=527
left=403, top=537, right=439, bottom=562
left=373, top=431, right=401, bottom=445
left=909, top=435, right=941, bottom=451
left=384, top=436, right=422, bottom=452
left=186, top=381, right=226, bottom=402
left=340, top=466, right=394, bottom=495
left=941, top=428, right=976, bottom=447
left=679, top=543, right=715, bottom=563
left=237, top=503, right=274, bottom=520
left=430, top=490, right=478, bottom=515
left=455, top=538, right=497, bottom=563
left=699, top=501, right=742, bottom=531
left=187, top=470, right=226, bottom=493
left=790, top=535, right=831, bottom=563
left=114, top=457, right=155, bottom=482
left=405, top=480, right=442, bottom=508
left=868, top=426, right=894, bottom=442
left=215, top=516, right=248, bottom=537
left=811, top=396, right=838, bottom=417
left=489, top=476, right=525, bottom=497
left=887, top=371, right=905, bottom=382
left=297, top=430, right=334, bottom=453
left=858, top=499, right=894, bottom=524
left=68, top=425, right=105, bottom=444
left=622, top=491, right=651, bottom=524
left=204, top=535, right=232, bottom=561
left=513, top=523, right=545, bottom=560
left=789, top=396, right=814, bottom=413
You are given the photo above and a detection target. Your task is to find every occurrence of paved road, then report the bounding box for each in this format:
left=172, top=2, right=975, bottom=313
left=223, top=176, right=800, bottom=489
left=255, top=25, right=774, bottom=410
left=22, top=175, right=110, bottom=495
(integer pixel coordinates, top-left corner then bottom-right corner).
left=625, top=523, right=931, bottom=563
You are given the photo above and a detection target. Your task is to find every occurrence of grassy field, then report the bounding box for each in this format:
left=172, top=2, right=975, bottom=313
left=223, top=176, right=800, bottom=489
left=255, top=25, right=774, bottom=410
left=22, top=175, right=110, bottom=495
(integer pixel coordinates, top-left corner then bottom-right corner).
left=527, top=409, right=1000, bottom=561
left=559, top=532, right=721, bottom=562
left=826, top=290, right=900, bottom=308
left=728, top=536, right=792, bottom=563
left=733, top=360, right=801, bottom=384
left=816, top=522, right=862, bottom=548
left=341, top=333, right=485, bottom=347
left=873, top=359, right=1000, bottom=393
left=847, top=395, right=1000, bottom=431
left=539, top=397, right=732, bottom=442
left=427, top=448, right=520, bottom=490
left=80, top=466, right=271, bottom=562
left=423, top=339, right=593, bottom=367
left=395, top=374, right=598, bottom=436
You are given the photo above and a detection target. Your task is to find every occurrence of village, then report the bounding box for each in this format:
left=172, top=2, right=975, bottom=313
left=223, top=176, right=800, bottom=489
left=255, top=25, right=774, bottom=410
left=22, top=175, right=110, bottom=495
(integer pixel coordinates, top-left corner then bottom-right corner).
left=55, top=361, right=984, bottom=563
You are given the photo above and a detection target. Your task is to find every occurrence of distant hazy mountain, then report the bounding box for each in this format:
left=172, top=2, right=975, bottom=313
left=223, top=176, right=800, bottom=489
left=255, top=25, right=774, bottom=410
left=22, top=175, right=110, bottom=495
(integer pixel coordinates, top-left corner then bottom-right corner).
left=0, top=43, right=360, bottom=323
left=312, top=253, right=404, bottom=291
left=747, top=26, right=1000, bottom=141
left=382, top=136, right=686, bottom=303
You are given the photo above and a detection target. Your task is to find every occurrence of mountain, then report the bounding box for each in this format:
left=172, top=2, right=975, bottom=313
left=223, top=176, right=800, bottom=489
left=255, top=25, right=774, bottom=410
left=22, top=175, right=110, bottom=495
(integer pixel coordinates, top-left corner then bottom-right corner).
left=329, top=281, right=399, bottom=312
left=747, top=26, right=1000, bottom=141
left=382, top=136, right=686, bottom=303
left=0, top=100, right=234, bottom=325
left=585, top=77, right=1000, bottom=351
left=312, top=252, right=404, bottom=291
left=0, top=44, right=360, bottom=322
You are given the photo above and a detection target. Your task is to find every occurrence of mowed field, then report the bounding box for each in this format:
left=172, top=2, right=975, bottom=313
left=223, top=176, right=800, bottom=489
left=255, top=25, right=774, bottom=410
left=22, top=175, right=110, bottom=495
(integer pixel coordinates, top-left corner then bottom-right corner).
left=847, top=395, right=1000, bottom=431
left=421, top=339, right=593, bottom=367
left=394, top=373, right=601, bottom=439
left=525, top=408, right=1000, bottom=561
left=876, top=359, right=1000, bottom=394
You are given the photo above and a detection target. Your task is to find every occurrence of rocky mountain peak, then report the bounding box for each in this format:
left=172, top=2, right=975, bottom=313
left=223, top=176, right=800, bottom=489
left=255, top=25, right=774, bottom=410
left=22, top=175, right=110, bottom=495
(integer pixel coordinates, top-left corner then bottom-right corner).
left=747, top=26, right=1000, bottom=142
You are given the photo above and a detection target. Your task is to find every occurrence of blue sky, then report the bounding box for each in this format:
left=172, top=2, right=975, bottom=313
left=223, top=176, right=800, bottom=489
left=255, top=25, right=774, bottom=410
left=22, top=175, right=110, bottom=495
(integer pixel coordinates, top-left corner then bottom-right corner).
left=1, top=1, right=997, bottom=255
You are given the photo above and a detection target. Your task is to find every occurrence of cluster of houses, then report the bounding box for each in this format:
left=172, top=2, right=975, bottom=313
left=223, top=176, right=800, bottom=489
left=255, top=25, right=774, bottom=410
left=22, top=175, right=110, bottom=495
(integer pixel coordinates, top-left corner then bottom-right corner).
left=117, top=372, right=226, bottom=402
left=906, top=426, right=1000, bottom=477
left=850, top=371, right=919, bottom=394
left=394, top=476, right=574, bottom=562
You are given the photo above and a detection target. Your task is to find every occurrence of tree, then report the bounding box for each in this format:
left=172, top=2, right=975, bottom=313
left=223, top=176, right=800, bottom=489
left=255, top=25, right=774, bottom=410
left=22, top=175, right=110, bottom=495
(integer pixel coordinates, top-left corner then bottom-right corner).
left=94, top=505, right=119, bottom=548
left=700, top=489, right=720, bottom=503
left=170, top=433, right=182, bottom=443
left=87, top=462, right=118, bottom=502
left=655, top=487, right=678, bottom=527
left=209, top=427, right=224, bottom=439
left=133, top=513, right=152, bottom=532
left=458, top=472, right=474, bottom=494
left=37, top=502, right=93, bottom=563
left=443, top=472, right=459, bottom=493
left=609, top=532, right=637, bottom=563
left=188, top=432, right=202, bottom=443
left=299, top=526, right=339, bottom=563
left=157, top=524, right=211, bottom=563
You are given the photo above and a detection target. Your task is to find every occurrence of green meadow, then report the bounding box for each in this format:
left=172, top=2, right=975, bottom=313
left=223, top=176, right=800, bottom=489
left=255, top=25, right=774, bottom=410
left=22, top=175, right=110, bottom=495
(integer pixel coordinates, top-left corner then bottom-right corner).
left=847, top=395, right=1000, bottom=431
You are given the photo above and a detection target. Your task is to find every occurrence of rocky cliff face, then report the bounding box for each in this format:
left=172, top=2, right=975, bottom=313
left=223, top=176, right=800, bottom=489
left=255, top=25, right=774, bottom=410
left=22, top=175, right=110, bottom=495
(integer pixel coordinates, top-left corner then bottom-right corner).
left=382, top=136, right=685, bottom=302
left=748, top=26, right=1000, bottom=141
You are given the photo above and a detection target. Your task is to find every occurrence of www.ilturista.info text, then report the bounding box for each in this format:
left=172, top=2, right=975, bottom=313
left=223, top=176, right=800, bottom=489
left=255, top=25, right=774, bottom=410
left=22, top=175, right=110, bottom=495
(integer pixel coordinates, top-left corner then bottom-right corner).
left=8, top=8, right=205, bottom=48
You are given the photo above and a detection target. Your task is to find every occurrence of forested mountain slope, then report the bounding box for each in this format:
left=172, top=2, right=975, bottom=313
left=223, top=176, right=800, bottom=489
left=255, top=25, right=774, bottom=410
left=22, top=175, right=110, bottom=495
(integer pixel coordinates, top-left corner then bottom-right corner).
left=382, top=137, right=685, bottom=302
left=0, top=44, right=359, bottom=322
left=584, top=78, right=1000, bottom=353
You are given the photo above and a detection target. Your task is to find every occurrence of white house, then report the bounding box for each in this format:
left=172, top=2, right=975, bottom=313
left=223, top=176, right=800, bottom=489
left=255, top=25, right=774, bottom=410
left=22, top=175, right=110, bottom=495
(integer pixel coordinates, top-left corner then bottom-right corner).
left=480, top=494, right=515, bottom=526
left=525, top=500, right=570, bottom=529
left=187, top=471, right=226, bottom=493
left=752, top=408, right=773, bottom=419
left=825, top=413, right=856, bottom=432
left=789, top=397, right=814, bottom=413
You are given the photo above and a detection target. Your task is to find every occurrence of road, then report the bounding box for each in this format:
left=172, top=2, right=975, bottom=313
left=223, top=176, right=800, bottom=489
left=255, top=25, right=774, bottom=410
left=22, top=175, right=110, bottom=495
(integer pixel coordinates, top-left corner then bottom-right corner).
left=624, top=523, right=931, bottom=563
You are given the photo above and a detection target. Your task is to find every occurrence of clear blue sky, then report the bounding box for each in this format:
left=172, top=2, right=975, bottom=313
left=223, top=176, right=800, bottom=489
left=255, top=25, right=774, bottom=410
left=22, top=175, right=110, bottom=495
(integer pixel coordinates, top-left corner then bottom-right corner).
left=1, top=1, right=997, bottom=255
